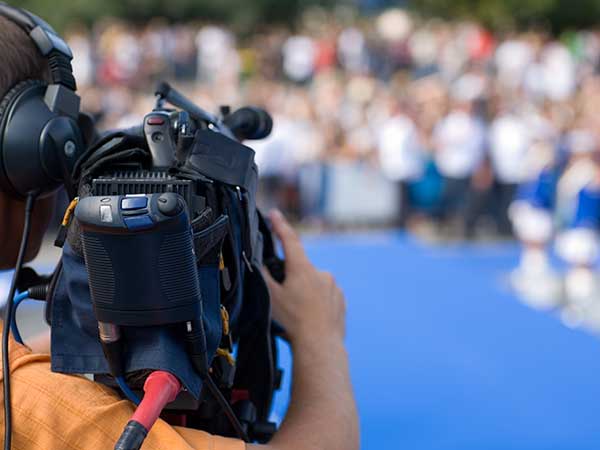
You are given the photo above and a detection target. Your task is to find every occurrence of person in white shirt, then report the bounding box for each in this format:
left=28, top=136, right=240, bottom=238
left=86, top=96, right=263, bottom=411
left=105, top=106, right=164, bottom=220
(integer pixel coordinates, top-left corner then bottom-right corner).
left=540, top=42, right=576, bottom=102
left=66, top=28, right=93, bottom=88
left=337, top=27, right=369, bottom=74
left=282, top=35, right=316, bottom=83
left=377, top=104, right=425, bottom=227
left=195, top=26, right=239, bottom=84
left=489, top=109, right=531, bottom=234
left=432, top=99, right=486, bottom=232
left=494, top=37, right=534, bottom=91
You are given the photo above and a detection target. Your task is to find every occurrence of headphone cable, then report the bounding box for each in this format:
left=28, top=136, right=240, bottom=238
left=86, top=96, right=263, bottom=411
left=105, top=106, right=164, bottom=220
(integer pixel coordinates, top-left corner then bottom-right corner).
left=203, top=375, right=249, bottom=441
left=2, top=192, right=36, bottom=450
left=9, top=292, right=29, bottom=345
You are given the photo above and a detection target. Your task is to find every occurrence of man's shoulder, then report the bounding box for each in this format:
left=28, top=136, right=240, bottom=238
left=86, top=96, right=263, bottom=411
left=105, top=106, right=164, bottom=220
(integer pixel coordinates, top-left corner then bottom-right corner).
left=0, top=324, right=48, bottom=381
left=1, top=332, right=244, bottom=450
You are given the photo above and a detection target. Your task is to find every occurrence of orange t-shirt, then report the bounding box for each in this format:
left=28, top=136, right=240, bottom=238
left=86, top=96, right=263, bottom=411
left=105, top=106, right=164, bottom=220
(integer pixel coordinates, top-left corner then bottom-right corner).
left=0, top=330, right=245, bottom=450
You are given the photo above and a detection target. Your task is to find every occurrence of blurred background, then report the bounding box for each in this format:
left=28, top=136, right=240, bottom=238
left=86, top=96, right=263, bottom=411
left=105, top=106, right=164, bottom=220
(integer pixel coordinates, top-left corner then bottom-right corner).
left=5, top=0, right=600, bottom=448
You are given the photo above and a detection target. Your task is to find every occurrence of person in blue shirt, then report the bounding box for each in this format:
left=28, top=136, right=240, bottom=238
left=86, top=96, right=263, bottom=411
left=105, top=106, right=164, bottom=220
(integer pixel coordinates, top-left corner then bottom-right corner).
left=509, top=165, right=563, bottom=308
left=555, top=181, right=600, bottom=329
left=510, top=130, right=600, bottom=330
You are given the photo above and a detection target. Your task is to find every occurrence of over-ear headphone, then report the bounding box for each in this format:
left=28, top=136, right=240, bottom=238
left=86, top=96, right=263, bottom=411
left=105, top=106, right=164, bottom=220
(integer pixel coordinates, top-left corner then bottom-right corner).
left=0, top=2, right=84, bottom=199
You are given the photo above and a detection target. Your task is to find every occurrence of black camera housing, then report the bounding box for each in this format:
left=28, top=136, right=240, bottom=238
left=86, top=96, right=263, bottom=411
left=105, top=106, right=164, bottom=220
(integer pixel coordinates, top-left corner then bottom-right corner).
left=76, top=193, right=201, bottom=327
left=49, top=83, right=283, bottom=442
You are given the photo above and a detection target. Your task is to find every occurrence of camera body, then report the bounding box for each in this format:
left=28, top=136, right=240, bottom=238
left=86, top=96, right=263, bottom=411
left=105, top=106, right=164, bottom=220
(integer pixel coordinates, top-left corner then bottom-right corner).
left=76, top=192, right=201, bottom=327
left=59, top=84, right=281, bottom=441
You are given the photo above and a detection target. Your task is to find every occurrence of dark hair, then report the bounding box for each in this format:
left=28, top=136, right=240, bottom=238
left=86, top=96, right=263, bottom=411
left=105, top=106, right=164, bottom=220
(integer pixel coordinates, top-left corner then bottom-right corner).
left=0, top=16, right=49, bottom=98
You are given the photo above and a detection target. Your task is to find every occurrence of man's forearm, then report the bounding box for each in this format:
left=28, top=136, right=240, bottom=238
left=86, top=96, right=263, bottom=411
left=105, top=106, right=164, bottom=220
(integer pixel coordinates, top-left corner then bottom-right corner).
left=253, top=337, right=359, bottom=450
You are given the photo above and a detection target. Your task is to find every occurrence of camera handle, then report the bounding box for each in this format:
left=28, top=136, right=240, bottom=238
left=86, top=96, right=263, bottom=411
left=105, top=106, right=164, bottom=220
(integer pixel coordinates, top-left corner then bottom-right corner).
left=155, top=81, right=221, bottom=129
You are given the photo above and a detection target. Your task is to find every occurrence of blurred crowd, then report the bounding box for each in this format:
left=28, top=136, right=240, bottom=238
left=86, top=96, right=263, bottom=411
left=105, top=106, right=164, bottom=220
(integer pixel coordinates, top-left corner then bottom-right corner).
left=65, top=8, right=600, bottom=236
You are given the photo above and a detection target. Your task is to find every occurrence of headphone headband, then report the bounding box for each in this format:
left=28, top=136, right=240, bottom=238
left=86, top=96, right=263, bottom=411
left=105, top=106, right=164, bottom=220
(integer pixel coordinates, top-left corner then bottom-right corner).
left=0, top=2, right=76, bottom=90
left=0, top=2, right=83, bottom=199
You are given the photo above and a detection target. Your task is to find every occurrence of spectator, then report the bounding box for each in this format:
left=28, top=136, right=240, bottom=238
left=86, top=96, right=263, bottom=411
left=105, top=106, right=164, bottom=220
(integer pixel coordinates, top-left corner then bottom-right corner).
left=432, top=96, right=486, bottom=233
left=282, top=34, right=316, bottom=83
left=52, top=7, right=600, bottom=238
left=376, top=100, right=425, bottom=227
left=489, top=106, right=531, bottom=235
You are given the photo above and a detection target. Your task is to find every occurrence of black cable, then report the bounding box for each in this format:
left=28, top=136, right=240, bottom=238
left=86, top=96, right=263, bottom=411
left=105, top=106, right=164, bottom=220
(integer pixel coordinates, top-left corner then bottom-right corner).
left=203, top=374, right=249, bottom=442
left=185, top=318, right=249, bottom=441
left=114, top=420, right=147, bottom=450
left=2, top=192, right=36, bottom=450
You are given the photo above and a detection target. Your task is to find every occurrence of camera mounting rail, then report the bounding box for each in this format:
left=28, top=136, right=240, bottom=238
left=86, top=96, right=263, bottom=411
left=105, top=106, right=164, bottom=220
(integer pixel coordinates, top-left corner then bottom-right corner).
left=154, top=81, right=222, bottom=129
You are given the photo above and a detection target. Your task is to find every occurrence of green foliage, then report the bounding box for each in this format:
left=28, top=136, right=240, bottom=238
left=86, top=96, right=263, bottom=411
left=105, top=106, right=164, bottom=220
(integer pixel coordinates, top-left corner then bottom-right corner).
left=12, top=0, right=336, bottom=32
left=11, top=0, right=600, bottom=33
left=410, top=0, right=600, bottom=32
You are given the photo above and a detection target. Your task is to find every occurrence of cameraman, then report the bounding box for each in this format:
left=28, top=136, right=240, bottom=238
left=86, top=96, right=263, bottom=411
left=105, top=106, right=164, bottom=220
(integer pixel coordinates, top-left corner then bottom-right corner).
left=0, top=16, right=359, bottom=450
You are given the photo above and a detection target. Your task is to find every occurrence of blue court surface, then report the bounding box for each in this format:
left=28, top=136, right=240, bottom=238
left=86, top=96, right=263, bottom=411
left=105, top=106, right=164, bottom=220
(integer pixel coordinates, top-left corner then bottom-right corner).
left=271, top=232, right=600, bottom=450
left=4, top=232, right=600, bottom=449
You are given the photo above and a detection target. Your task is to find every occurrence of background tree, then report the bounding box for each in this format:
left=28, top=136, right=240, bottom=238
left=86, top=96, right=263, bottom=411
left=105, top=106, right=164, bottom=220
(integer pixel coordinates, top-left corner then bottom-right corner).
left=16, top=0, right=600, bottom=33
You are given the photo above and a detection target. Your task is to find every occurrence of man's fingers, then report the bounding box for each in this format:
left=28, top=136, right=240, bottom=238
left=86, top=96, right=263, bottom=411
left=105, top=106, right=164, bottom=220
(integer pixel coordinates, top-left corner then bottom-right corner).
left=269, top=209, right=308, bottom=268
left=262, top=266, right=282, bottom=297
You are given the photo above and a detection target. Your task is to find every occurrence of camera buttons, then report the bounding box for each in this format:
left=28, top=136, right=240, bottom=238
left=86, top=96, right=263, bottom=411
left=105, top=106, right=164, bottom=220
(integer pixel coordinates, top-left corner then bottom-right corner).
left=157, top=193, right=182, bottom=216
left=100, top=205, right=113, bottom=223
left=123, top=215, right=154, bottom=231
left=121, top=197, right=148, bottom=210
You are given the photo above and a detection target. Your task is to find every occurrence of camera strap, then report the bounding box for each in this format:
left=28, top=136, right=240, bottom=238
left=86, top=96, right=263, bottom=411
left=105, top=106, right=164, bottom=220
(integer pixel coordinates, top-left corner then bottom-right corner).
left=193, top=214, right=229, bottom=262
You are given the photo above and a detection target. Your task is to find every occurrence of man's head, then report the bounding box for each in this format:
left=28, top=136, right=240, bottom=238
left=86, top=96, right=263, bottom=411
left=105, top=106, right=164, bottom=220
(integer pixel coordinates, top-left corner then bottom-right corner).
left=0, top=15, right=49, bottom=97
left=0, top=15, right=54, bottom=270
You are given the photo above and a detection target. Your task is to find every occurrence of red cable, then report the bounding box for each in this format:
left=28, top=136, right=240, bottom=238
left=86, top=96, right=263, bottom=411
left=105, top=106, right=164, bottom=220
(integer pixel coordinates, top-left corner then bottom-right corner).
left=131, top=371, right=181, bottom=431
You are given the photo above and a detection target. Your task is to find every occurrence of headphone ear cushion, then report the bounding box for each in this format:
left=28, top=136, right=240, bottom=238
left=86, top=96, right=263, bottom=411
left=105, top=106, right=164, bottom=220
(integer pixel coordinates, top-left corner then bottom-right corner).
left=0, top=79, right=46, bottom=125
left=0, top=79, right=47, bottom=197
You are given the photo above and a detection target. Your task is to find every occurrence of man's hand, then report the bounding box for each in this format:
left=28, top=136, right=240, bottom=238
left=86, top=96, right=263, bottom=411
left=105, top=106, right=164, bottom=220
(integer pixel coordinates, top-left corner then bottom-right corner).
left=263, top=210, right=346, bottom=349
left=251, top=211, right=359, bottom=450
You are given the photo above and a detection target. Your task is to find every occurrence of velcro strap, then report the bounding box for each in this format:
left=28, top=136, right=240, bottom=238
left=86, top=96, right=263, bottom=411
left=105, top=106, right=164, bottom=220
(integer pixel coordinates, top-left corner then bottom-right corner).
left=193, top=215, right=229, bottom=263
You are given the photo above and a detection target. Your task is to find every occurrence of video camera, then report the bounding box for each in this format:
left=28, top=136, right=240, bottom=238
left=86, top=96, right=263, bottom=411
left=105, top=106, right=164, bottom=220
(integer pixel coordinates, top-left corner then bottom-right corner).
left=70, top=82, right=285, bottom=447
